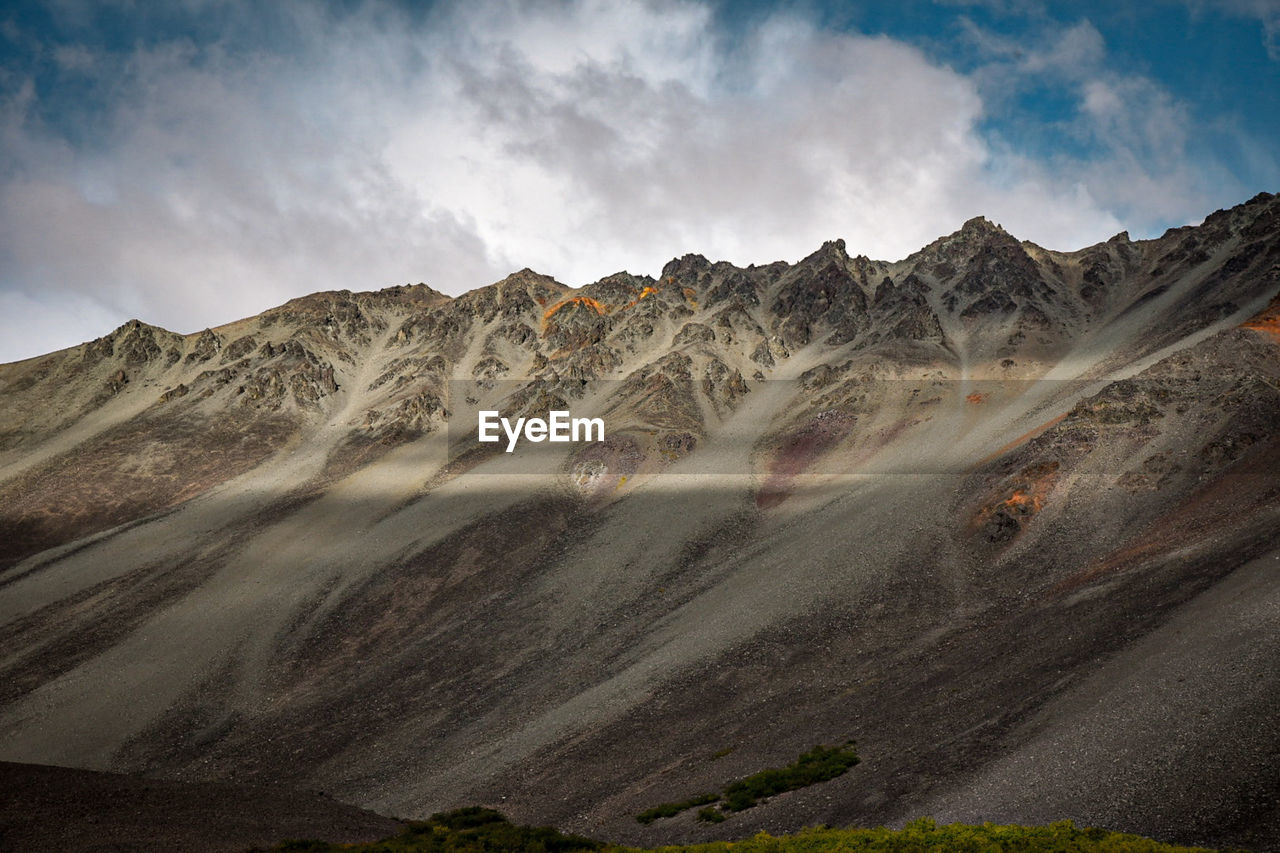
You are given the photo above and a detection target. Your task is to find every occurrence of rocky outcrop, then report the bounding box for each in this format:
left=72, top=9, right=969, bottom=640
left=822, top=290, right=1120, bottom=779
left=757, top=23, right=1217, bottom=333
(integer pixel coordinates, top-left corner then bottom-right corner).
left=185, top=329, right=223, bottom=364
left=84, top=320, right=182, bottom=367
left=770, top=240, right=870, bottom=348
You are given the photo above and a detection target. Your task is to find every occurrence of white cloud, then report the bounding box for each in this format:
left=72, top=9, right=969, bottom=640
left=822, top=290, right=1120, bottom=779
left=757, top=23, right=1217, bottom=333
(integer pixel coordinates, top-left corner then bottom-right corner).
left=0, top=0, right=1231, bottom=363
left=956, top=15, right=1214, bottom=224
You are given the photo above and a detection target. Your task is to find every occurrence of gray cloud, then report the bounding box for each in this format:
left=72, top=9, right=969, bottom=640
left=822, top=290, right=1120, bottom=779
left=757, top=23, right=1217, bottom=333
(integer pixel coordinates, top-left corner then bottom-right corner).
left=0, top=0, right=1243, bottom=362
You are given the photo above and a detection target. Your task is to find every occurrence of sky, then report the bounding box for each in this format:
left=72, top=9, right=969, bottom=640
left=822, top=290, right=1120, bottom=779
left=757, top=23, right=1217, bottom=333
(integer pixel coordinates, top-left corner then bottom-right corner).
left=1, top=0, right=1278, bottom=363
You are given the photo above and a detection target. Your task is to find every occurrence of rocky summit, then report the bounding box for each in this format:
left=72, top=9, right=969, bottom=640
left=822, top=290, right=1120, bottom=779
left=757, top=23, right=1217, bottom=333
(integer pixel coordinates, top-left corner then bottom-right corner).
left=2, top=194, right=1280, bottom=852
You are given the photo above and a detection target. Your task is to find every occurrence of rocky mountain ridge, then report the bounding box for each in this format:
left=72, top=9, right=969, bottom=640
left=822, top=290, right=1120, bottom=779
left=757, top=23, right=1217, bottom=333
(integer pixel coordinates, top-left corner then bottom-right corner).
left=1, top=192, right=1279, bottom=852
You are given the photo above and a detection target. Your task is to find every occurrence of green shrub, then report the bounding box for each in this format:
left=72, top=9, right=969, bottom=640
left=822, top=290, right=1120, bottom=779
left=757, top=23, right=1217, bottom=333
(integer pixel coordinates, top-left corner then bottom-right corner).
left=695, top=806, right=726, bottom=824
left=637, top=742, right=860, bottom=823
left=282, top=808, right=603, bottom=853
left=720, top=743, right=859, bottom=812
left=636, top=793, right=720, bottom=824
left=267, top=812, right=1230, bottom=853
left=429, top=806, right=511, bottom=831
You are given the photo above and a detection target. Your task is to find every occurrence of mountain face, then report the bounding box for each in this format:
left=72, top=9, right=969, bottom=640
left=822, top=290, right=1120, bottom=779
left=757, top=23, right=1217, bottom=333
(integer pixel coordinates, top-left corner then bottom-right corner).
left=2, top=193, right=1279, bottom=851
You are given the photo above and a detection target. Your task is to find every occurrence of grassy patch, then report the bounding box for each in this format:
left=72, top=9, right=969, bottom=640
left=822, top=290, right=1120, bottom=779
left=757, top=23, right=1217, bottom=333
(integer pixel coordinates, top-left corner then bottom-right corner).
left=637, top=742, right=859, bottom=824
left=662, top=819, right=1233, bottom=853
left=265, top=806, right=602, bottom=853
left=720, top=743, right=860, bottom=812
left=694, top=806, right=726, bottom=824
left=265, top=810, right=1231, bottom=852
left=637, top=794, right=721, bottom=825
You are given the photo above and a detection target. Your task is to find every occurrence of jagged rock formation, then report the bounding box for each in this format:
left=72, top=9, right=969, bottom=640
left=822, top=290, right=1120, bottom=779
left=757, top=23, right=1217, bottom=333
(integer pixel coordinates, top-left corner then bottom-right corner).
left=1, top=194, right=1280, bottom=852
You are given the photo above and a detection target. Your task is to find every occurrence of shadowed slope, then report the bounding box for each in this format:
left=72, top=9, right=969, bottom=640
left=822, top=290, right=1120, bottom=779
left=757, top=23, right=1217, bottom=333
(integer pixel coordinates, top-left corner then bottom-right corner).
left=0, top=194, right=1278, bottom=852
left=0, top=761, right=401, bottom=853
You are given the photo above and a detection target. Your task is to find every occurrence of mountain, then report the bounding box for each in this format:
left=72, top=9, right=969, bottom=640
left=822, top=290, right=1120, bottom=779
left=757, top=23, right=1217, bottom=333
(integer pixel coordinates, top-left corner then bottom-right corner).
left=1, top=193, right=1279, bottom=852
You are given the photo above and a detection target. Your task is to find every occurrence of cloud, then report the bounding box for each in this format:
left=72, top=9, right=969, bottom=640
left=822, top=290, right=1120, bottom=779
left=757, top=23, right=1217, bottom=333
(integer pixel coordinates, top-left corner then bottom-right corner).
left=0, top=0, right=1244, bottom=362
left=955, top=14, right=1216, bottom=223
left=0, top=8, right=506, bottom=361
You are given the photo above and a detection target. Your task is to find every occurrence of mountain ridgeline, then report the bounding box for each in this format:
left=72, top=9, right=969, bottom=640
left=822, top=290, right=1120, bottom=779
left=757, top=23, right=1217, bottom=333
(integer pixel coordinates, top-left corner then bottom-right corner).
left=1, top=193, right=1279, bottom=852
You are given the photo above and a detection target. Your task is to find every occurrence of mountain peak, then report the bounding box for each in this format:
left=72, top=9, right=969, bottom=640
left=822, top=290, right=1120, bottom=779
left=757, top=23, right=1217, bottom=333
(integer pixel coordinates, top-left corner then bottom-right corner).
left=499, top=267, right=561, bottom=287
left=959, top=215, right=1007, bottom=236
left=660, top=253, right=711, bottom=282
left=797, top=238, right=851, bottom=268
left=110, top=318, right=169, bottom=336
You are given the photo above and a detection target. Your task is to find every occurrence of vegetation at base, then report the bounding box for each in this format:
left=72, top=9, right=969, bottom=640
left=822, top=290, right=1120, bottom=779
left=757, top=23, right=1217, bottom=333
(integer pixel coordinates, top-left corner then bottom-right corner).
left=636, top=793, right=721, bottom=825
left=266, top=806, right=602, bottom=853
left=648, top=819, right=1234, bottom=853
left=265, top=810, right=1235, bottom=853
left=638, top=742, right=860, bottom=824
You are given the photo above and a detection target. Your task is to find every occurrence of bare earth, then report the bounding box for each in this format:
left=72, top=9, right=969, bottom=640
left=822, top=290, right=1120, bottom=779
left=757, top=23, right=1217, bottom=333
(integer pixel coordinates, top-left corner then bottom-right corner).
left=1, top=194, right=1279, bottom=851
left=0, top=760, right=401, bottom=852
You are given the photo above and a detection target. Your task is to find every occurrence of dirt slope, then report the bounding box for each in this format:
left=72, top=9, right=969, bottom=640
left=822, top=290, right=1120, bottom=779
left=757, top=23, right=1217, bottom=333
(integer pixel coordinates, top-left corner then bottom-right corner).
left=1, top=193, right=1278, bottom=850
left=0, top=761, right=401, bottom=852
